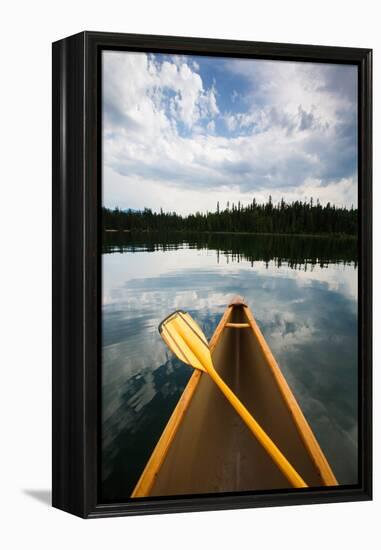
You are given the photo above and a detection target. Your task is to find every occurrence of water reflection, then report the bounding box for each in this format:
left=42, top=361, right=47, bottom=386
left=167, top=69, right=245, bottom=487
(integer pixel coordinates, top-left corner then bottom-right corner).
left=102, top=233, right=358, bottom=501
left=103, top=231, right=357, bottom=269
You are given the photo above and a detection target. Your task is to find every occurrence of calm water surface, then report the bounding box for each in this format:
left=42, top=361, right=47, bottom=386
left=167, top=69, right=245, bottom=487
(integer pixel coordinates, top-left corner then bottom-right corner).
left=102, top=233, right=358, bottom=501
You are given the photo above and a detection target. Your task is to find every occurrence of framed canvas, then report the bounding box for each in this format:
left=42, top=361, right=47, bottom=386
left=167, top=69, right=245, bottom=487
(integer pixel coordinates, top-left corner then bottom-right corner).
left=52, top=31, right=372, bottom=518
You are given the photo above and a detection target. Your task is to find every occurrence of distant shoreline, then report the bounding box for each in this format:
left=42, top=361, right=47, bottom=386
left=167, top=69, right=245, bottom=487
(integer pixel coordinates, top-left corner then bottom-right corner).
left=104, top=229, right=357, bottom=240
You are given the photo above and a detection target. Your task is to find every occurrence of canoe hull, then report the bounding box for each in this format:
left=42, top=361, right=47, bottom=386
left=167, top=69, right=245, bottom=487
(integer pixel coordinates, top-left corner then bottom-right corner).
left=132, top=299, right=337, bottom=497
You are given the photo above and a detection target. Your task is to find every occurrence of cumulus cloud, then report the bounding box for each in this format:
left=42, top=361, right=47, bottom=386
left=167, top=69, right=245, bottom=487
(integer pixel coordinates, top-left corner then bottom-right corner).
left=103, top=52, right=358, bottom=212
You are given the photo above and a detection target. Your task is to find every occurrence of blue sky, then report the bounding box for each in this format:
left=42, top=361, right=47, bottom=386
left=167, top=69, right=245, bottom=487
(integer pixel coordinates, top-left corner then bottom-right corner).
left=103, top=51, right=357, bottom=214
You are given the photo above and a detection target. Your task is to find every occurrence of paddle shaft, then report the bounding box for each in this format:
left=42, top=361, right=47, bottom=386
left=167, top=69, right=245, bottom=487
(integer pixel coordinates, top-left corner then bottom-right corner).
left=206, top=364, right=307, bottom=488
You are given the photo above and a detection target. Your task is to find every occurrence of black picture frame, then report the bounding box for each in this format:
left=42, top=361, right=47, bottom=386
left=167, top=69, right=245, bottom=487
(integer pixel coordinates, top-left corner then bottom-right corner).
left=52, top=31, right=372, bottom=519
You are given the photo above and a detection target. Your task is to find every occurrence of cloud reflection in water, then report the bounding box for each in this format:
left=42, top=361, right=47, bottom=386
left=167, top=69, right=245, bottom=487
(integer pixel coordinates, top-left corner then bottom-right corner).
left=102, top=234, right=358, bottom=500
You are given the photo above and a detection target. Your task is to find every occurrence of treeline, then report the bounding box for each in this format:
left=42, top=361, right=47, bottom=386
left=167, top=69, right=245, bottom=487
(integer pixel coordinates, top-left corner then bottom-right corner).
left=102, top=197, right=357, bottom=236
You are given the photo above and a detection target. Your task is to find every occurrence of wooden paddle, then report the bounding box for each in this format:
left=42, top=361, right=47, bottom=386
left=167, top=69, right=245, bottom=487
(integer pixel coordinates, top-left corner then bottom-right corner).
left=159, top=310, right=308, bottom=489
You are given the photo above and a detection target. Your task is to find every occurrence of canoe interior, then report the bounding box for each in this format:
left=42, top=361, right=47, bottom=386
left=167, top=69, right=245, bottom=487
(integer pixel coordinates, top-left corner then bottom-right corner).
left=145, top=305, right=333, bottom=497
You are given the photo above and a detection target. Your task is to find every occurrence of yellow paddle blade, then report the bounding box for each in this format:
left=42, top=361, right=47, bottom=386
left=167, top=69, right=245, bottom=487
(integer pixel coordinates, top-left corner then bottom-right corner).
left=158, top=311, right=212, bottom=373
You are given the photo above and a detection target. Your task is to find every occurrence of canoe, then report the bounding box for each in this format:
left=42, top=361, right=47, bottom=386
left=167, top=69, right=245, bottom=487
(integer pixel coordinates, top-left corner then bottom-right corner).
left=131, top=296, right=338, bottom=497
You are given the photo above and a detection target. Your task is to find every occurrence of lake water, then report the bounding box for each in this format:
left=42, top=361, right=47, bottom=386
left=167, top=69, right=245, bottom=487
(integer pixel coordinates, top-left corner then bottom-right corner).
left=101, top=232, right=358, bottom=501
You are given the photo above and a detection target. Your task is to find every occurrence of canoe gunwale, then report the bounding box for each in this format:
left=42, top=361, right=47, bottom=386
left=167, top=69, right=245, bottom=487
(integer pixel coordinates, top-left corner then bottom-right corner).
left=130, top=306, right=233, bottom=498
left=242, top=306, right=338, bottom=487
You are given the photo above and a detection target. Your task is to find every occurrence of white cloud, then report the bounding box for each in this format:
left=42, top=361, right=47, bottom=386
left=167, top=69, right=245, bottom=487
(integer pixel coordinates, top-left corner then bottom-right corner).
left=103, top=51, right=218, bottom=133
left=227, top=59, right=356, bottom=125
left=103, top=52, right=358, bottom=212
